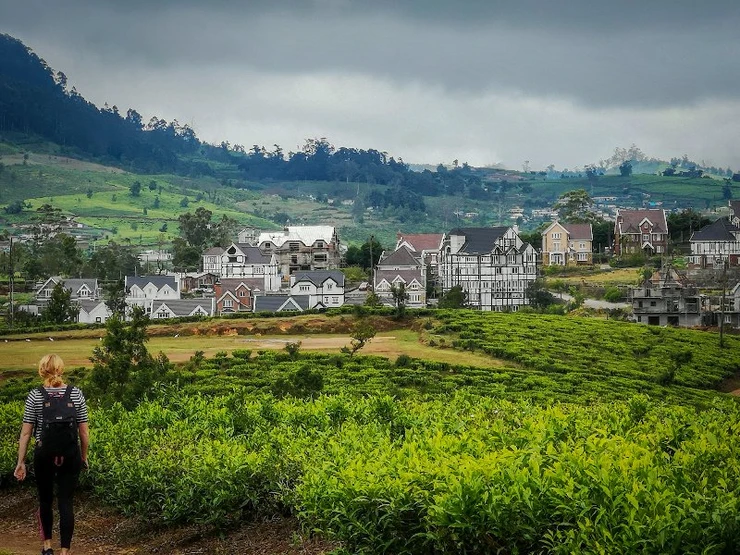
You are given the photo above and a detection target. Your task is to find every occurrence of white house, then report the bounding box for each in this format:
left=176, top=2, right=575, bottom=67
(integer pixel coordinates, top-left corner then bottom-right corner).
left=689, top=202, right=740, bottom=269
left=35, top=278, right=101, bottom=304
left=374, top=246, right=427, bottom=308
left=289, top=270, right=345, bottom=308
left=203, top=243, right=280, bottom=291
left=77, top=300, right=112, bottom=325
left=150, top=299, right=215, bottom=319
left=440, top=226, right=538, bottom=311
left=125, top=275, right=180, bottom=314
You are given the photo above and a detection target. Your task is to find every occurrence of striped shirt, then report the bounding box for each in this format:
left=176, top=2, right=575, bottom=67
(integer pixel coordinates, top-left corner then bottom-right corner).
left=23, top=386, right=89, bottom=442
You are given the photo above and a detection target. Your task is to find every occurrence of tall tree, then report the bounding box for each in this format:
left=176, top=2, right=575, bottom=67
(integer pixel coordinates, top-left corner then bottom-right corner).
left=390, top=282, right=409, bottom=318
left=553, top=189, right=595, bottom=223
left=43, top=281, right=79, bottom=324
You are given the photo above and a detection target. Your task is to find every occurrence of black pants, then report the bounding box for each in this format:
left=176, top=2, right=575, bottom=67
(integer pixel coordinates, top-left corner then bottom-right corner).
left=34, top=449, right=81, bottom=549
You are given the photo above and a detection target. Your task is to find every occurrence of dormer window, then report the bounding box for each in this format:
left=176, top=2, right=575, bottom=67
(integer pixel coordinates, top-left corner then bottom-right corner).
left=228, top=247, right=236, bottom=254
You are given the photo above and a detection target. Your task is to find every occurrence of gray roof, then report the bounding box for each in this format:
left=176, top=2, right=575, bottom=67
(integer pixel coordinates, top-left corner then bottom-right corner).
left=447, top=227, right=510, bottom=253
left=125, top=275, right=178, bottom=290
left=151, top=299, right=213, bottom=317
left=292, top=270, right=345, bottom=287
left=235, top=244, right=272, bottom=264
left=691, top=218, right=740, bottom=242
left=378, top=246, right=421, bottom=267
left=375, top=268, right=424, bottom=286
left=77, top=299, right=108, bottom=312
left=39, top=277, right=97, bottom=294
left=203, top=247, right=225, bottom=256
left=253, top=295, right=313, bottom=312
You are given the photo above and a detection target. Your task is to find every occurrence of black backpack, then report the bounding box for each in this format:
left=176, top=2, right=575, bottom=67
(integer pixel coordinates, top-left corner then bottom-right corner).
left=37, top=386, right=78, bottom=457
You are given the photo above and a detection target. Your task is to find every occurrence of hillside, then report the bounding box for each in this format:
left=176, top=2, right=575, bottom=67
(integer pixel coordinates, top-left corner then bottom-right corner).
left=2, top=32, right=739, bottom=253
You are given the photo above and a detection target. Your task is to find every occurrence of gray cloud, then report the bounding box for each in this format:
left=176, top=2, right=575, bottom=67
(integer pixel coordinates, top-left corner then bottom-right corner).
left=0, top=0, right=738, bottom=167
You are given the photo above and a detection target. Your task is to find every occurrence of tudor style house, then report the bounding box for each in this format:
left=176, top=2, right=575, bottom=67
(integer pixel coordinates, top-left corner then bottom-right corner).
left=125, top=275, right=180, bottom=314
left=245, top=225, right=341, bottom=277
left=688, top=201, right=740, bottom=269
left=289, top=270, right=345, bottom=308
left=374, top=246, right=426, bottom=308
left=631, top=266, right=705, bottom=327
left=202, top=243, right=280, bottom=291
left=440, top=227, right=538, bottom=311
left=541, top=222, right=593, bottom=266
left=613, top=209, right=669, bottom=256
left=213, top=278, right=264, bottom=315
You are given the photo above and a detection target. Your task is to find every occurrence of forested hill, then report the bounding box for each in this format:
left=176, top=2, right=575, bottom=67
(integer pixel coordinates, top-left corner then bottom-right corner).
left=0, top=33, right=493, bottom=204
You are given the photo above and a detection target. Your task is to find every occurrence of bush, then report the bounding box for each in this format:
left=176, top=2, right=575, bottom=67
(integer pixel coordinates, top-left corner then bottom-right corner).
left=603, top=287, right=622, bottom=303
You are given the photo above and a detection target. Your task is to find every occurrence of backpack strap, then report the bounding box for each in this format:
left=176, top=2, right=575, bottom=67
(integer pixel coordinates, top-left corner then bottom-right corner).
left=62, top=385, right=73, bottom=401
left=38, top=386, right=49, bottom=400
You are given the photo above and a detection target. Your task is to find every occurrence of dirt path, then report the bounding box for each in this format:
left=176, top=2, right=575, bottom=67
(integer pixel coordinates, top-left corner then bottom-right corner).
left=0, top=487, right=336, bottom=554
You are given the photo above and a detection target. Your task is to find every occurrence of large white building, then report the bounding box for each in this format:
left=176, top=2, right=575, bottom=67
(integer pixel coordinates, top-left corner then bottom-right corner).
left=201, top=243, right=280, bottom=291
left=125, top=275, right=180, bottom=315
left=240, top=225, right=342, bottom=277
left=440, top=226, right=538, bottom=311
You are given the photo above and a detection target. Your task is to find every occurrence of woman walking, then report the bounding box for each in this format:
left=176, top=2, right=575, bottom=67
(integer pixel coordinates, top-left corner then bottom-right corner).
left=14, top=354, right=89, bottom=555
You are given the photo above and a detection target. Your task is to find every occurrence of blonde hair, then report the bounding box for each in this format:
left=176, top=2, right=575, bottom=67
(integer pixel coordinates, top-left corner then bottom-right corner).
left=39, top=354, right=65, bottom=388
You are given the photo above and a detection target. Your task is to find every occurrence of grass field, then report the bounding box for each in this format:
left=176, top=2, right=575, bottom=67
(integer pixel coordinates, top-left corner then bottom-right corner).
left=0, top=328, right=508, bottom=374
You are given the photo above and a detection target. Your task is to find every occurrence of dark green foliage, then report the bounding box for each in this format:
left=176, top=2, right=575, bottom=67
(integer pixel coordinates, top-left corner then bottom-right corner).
left=272, top=365, right=324, bottom=399
left=129, top=180, right=141, bottom=197
left=42, top=281, right=79, bottom=324
left=603, top=286, right=622, bottom=303
left=86, top=306, right=172, bottom=408
left=344, top=237, right=384, bottom=270
left=438, top=285, right=468, bottom=309
left=526, top=279, right=556, bottom=310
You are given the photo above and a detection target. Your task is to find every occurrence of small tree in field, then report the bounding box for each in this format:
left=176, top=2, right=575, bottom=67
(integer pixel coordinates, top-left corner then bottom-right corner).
left=341, top=320, right=377, bottom=357
left=390, top=283, right=409, bottom=318
left=87, top=305, right=171, bottom=408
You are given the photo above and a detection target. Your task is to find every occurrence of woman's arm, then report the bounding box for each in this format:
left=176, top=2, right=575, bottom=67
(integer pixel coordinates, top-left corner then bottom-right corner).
left=14, top=422, right=33, bottom=481
left=78, top=422, right=89, bottom=467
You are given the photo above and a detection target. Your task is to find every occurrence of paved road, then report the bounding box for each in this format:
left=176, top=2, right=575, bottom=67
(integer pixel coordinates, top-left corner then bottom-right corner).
left=552, top=291, right=630, bottom=310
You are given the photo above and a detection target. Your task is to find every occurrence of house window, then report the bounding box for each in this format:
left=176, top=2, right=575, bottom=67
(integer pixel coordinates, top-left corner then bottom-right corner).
left=224, top=299, right=233, bottom=308
left=553, top=242, right=561, bottom=251
left=552, top=233, right=561, bottom=239
left=327, top=283, right=333, bottom=290
left=650, top=301, right=656, bottom=307
left=316, top=241, right=324, bottom=248
left=332, top=296, right=339, bottom=304
left=643, top=234, right=650, bottom=241
left=238, top=290, right=246, bottom=297
left=579, top=242, right=585, bottom=249
left=291, top=255, right=298, bottom=264
left=96, top=317, right=102, bottom=323
left=300, top=285, right=309, bottom=292
left=289, top=242, right=300, bottom=252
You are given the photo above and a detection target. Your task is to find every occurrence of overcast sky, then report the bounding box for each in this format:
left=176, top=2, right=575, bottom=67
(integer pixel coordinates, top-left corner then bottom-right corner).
left=2, top=0, right=739, bottom=169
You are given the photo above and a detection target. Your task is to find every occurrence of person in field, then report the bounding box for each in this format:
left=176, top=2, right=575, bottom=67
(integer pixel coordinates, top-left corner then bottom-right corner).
left=14, top=354, right=89, bottom=555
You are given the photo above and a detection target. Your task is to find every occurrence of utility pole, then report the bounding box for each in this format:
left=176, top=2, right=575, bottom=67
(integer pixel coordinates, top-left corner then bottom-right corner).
left=720, top=258, right=728, bottom=348
left=8, top=236, right=14, bottom=328
left=369, top=235, right=374, bottom=289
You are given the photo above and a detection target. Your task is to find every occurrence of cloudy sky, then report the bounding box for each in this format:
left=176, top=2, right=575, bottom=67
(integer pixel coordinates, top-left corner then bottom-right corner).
left=2, top=0, right=739, bottom=169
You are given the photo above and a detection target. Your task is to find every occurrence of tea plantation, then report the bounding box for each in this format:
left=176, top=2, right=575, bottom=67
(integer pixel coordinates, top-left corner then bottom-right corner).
left=1, top=311, right=739, bottom=554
